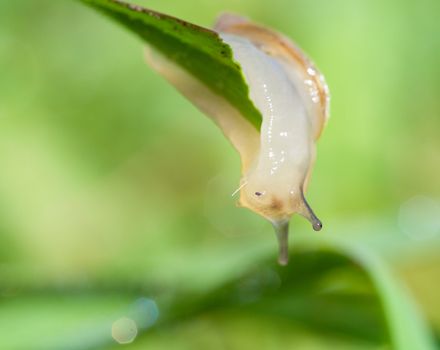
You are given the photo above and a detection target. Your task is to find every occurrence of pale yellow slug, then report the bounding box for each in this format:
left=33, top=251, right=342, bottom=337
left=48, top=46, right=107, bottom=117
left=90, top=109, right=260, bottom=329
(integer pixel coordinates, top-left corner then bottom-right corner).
left=145, top=14, right=330, bottom=265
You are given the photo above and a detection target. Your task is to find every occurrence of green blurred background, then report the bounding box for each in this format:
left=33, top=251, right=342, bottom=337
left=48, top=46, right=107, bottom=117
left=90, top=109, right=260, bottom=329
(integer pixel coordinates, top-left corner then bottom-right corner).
left=1, top=0, right=439, bottom=349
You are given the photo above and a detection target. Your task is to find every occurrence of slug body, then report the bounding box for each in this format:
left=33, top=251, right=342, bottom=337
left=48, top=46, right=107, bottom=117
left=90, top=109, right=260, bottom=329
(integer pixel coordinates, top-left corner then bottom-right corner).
left=221, top=34, right=314, bottom=220
left=221, top=33, right=323, bottom=264
left=145, top=14, right=329, bottom=265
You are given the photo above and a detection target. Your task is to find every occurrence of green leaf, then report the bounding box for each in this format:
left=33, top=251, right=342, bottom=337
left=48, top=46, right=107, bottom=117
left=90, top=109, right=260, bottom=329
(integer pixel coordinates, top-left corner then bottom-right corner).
left=161, top=242, right=436, bottom=350
left=79, top=0, right=262, bottom=129
left=317, top=240, right=437, bottom=350
left=2, top=241, right=434, bottom=349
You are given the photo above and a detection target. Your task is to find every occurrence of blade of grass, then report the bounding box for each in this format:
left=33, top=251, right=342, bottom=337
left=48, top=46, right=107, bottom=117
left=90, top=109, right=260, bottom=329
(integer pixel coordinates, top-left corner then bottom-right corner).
left=79, top=0, right=262, bottom=129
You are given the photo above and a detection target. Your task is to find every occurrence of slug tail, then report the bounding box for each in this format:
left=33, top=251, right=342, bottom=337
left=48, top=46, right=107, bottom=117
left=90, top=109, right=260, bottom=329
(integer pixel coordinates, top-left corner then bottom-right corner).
left=299, top=192, right=323, bottom=231
left=272, top=220, right=290, bottom=266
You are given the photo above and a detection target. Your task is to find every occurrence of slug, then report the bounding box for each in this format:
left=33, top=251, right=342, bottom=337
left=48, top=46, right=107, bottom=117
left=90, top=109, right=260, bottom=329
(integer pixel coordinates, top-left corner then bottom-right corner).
left=145, top=14, right=330, bottom=265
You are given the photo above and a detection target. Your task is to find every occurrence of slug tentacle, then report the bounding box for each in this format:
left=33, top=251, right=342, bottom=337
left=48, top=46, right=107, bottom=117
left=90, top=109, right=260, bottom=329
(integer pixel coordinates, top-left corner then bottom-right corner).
left=298, top=191, right=323, bottom=231
left=273, top=220, right=290, bottom=266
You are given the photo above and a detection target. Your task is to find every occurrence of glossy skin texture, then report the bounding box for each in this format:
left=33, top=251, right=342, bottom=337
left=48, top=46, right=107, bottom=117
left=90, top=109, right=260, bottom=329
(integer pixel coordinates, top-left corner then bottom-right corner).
left=221, top=34, right=314, bottom=223
left=221, top=33, right=324, bottom=265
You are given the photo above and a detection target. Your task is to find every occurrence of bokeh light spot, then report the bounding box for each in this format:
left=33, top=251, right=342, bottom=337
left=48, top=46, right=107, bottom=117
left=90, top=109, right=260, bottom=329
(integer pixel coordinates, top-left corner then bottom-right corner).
left=131, top=297, right=159, bottom=330
left=398, top=195, right=440, bottom=240
left=111, top=317, right=137, bottom=345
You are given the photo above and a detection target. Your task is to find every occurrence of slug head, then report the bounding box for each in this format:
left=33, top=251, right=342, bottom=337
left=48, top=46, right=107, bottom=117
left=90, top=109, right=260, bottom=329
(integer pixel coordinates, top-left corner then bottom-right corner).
left=239, top=170, right=321, bottom=223
left=238, top=177, right=322, bottom=265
